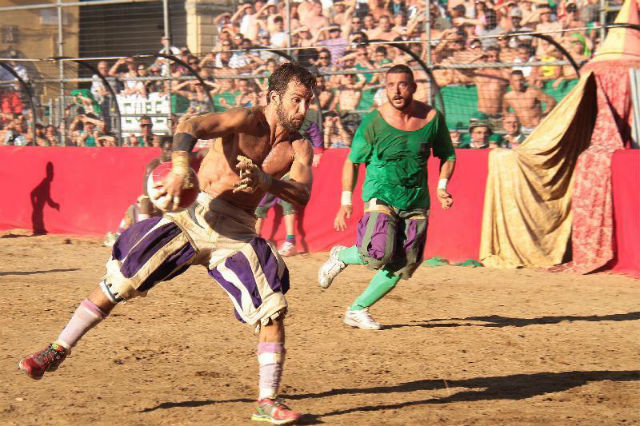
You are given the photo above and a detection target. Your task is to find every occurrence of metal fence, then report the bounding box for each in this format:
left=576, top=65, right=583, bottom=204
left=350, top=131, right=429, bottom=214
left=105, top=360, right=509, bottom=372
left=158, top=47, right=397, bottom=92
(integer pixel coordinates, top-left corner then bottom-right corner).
left=0, top=0, right=626, bottom=148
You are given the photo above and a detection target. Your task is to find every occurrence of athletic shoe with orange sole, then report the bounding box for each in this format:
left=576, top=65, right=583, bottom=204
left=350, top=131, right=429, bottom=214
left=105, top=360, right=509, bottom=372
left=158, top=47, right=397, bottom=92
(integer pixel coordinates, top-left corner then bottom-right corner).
left=18, top=342, right=68, bottom=380
left=251, top=398, right=301, bottom=425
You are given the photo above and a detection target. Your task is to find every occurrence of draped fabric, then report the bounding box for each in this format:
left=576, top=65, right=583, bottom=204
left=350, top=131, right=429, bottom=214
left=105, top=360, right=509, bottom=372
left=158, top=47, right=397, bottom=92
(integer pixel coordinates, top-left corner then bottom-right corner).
left=558, top=60, right=639, bottom=273
left=479, top=74, right=597, bottom=268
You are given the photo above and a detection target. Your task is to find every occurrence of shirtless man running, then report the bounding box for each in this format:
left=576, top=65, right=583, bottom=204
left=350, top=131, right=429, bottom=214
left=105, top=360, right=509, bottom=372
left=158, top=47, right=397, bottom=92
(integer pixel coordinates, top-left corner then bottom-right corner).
left=502, top=69, right=556, bottom=133
left=18, top=63, right=316, bottom=425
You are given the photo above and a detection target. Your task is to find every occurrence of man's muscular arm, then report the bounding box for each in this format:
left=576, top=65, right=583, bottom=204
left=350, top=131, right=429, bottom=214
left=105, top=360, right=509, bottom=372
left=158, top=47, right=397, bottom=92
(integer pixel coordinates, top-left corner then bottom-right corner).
left=158, top=108, right=265, bottom=210
left=271, top=139, right=313, bottom=206
left=234, top=139, right=313, bottom=207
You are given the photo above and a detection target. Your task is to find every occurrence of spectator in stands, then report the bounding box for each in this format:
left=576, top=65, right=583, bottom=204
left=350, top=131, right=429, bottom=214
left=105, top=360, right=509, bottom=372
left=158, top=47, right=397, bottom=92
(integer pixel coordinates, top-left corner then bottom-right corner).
left=44, top=124, right=59, bottom=146
left=391, top=12, right=410, bottom=38
left=561, top=2, right=586, bottom=35
left=369, top=0, right=390, bottom=20
left=3, top=113, right=27, bottom=146
left=512, top=43, right=535, bottom=79
left=497, top=32, right=519, bottom=63
left=502, top=113, right=525, bottom=148
left=315, top=75, right=334, bottom=110
left=228, top=40, right=265, bottom=72
left=271, top=16, right=291, bottom=48
left=465, top=117, right=492, bottom=149
left=387, top=0, right=408, bottom=17
left=532, top=44, right=563, bottom=87
left=329, top=71, right=366, bottom=112
left=159, top=36, right=180, bottom=55
left=507, top=8, right=535, bottom=48
left=323, top=112, right=353, bottom=149
left=502, top=70, right=557, bottom=133
left=373, top=45, right=391, bottom=67
left=473, top=46, right=510, bottom=127
left=479, top=9, right=504, bottom=48
left=71, top=113, right=104, bottom=147
left=536, top=5, right=562, bottom=37
left=231, top=3, right=261, bottom=42
left=109, top=57, right=146, bottom=97
left=137, top=115, right=155, bottom=147
left=369, top=15, right=401, bottom=41
left=214, top=12, right=233, bottom=35
left=314, top=48, right=335, bottom=74
left=315, top=25, right=349, bottom=66
left=346, top=14, right=364, bottom=36
left=210, top=78, right=236, bottom=112
left=363, top=14, right=377, bottom=35
left=552, top=34, right=589, bottom=87
left=0, top=86, right=24, bottom=115
left=330, top=0, right=354, bottom=26
left=299, top=1, right=329, bottom=36
left=91, top=61, right=116, bottom=129
left=172, top=81, right=211, bottom=115
left=26, top=124, right=48, bottom=147
left=232, top=78, right=259, bottom=108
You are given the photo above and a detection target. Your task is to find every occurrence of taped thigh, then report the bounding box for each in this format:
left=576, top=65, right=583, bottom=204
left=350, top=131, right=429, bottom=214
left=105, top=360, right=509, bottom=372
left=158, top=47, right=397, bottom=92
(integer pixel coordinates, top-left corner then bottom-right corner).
left=104, top=217, right=196, bottom=300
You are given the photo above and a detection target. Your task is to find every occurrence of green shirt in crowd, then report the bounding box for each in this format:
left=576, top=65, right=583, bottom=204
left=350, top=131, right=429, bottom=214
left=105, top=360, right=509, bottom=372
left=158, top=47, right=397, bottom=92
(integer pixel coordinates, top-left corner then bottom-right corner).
left=348, top=109, right=456, bottom=211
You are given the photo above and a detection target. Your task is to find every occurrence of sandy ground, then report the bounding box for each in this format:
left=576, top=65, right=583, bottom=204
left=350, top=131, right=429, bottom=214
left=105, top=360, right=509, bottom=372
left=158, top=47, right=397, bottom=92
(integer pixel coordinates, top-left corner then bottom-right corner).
left=1, top=230, right=639, bottom=426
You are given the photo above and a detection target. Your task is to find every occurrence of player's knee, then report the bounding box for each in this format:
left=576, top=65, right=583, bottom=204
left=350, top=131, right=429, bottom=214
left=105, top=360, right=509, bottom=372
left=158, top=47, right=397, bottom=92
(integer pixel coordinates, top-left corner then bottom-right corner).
left=99, top=279, right=124, bottom=304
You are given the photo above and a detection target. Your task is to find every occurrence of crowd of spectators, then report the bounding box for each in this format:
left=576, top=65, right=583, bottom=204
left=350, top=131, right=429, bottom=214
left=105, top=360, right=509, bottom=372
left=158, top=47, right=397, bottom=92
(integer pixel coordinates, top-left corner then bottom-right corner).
left=1, top=0, right=618, bottom=149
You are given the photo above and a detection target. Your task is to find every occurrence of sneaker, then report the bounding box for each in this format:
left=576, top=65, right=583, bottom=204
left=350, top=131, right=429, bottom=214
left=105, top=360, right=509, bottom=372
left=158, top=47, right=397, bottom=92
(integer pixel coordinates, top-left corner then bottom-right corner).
left=317, top=245, right=347, bottom=289
left=251, top=398, right=301, bottom=425
left=278, top=241, right=298, bottom=257
left=103, top=232, right=119, bottom=247
left=344, top=308, right=382, bottom=330
left=18, top=343, right=68, bottom=380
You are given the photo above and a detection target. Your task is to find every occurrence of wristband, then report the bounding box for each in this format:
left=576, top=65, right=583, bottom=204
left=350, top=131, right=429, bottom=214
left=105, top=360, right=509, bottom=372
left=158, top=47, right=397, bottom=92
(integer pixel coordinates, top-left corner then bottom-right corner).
left=173, top=132, right=197, bottom=152
left=437, top=178, right=448, bottom=190
left=261, top=173, right=273, bottom=191
left=341, top=190, right=352, bottom=206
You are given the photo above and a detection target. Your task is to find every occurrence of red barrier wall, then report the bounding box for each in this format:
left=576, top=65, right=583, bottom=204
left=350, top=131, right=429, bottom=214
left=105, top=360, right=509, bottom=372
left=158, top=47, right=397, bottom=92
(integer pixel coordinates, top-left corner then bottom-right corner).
left=0, top=147, right=636, bottom=276
left=609, top=150, right=640, bottom=278
left=0, top=147, right=160, bottom=235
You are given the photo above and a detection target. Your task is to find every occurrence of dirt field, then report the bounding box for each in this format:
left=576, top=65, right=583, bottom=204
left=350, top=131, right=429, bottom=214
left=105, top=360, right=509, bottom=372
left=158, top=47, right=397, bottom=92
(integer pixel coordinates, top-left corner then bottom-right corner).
left=1, top=231, right=639, bottom=426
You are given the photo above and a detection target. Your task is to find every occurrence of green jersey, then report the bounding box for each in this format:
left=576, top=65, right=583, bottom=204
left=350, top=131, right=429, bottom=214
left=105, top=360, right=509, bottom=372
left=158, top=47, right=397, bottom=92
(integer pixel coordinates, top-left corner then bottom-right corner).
left=348, top=109, right=456, bottom=210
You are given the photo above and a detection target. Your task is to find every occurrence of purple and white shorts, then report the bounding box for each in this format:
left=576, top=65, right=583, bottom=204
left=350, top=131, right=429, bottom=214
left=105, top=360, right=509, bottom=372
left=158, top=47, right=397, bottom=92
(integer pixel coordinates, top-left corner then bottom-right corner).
left=104, top=195, right=289, bottom=327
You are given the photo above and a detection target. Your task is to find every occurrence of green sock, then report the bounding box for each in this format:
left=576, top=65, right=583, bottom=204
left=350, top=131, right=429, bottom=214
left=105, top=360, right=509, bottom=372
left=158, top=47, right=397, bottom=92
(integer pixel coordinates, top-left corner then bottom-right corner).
left=337, top=246, right=366, bottom=265
left=350, top=268, right=400, bottom=310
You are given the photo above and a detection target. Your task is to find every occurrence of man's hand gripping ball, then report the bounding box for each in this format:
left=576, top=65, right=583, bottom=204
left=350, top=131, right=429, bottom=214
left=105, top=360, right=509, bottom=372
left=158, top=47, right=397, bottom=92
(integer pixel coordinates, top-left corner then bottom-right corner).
left=149, top=151, right=199, bottom=212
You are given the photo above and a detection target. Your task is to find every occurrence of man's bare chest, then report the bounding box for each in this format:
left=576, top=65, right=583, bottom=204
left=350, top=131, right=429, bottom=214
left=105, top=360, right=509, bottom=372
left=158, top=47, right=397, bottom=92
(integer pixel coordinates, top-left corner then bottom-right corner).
left=236, top=136, right=295, bottom=177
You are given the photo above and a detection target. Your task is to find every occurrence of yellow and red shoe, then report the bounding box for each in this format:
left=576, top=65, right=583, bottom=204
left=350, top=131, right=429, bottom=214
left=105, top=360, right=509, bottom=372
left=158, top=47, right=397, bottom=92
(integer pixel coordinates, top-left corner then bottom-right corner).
left=18, top=343, right=68, bottom=380
left=251, top=398, right=301, bottom=425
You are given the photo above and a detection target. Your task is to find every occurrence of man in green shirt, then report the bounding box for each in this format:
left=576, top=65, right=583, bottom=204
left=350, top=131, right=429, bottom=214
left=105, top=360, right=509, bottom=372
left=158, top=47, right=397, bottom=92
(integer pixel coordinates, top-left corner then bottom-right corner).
left=318, top=65, right=457, bottom=330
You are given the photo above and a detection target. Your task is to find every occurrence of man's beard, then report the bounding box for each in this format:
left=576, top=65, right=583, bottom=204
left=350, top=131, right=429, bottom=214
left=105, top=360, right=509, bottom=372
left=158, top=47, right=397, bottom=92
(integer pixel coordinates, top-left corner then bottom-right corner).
left=387, top=93, right=412, bottom=111
left=277, top=103, right=303, bottom=131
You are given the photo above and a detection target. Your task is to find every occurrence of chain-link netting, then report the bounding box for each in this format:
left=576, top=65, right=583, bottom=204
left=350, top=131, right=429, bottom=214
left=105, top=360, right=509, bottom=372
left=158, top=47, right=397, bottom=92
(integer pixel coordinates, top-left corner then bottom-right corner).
left=0, top=0, right=628, bottom=149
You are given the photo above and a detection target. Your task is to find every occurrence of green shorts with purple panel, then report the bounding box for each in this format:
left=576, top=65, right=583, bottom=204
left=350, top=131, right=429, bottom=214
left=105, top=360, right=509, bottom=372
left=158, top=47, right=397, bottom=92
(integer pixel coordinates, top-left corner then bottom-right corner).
left=356, top=199, right=429, bottom=279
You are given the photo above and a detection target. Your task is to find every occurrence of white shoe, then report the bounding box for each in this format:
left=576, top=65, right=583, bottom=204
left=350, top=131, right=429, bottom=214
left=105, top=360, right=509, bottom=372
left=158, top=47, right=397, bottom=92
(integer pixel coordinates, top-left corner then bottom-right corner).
left=278, top=241, right=298, bottom=257
left=318, top=245, right=347, bottom=289
left=103, top=232, right=119, bottom=247
left=343, top=308, right=382, bottom=330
